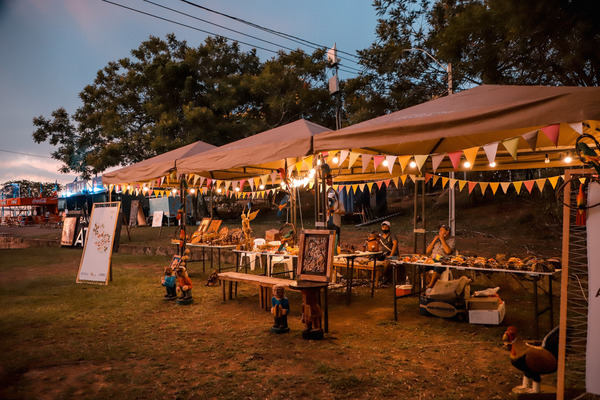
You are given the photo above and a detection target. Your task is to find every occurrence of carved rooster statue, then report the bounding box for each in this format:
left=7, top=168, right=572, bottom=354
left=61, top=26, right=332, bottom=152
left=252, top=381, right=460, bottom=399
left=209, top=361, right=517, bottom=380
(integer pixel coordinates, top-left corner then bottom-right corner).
left=502, top=326, right=559, bottom=393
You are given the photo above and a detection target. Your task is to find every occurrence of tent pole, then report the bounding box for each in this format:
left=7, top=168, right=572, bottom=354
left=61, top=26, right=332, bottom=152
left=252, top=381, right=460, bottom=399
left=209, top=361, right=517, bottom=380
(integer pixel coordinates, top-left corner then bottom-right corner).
left=449, top=171, right=455, bottom=238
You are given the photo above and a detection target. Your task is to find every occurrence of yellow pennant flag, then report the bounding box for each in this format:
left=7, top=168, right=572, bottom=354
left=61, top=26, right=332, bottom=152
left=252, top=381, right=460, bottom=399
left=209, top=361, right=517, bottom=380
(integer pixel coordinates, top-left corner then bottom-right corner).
left=441, top=177, right=449, bottom=188
left=535, top=178, right=546, bottom=192
left=548, top=176, right=560, bottom=189
left=432, top=175, right=440, bottom=187
left=397, top=156, right=411, bottom=173
left=580, top=177, right=587, bottom=184
left=260, top=174, right=269, bottom=187
left=414, top=155, right=428, bottom=171
left=348, top=152, right=360, bottom=169
left=295, top=160, right=303, bottom=172
left=489, top=182, right=500, bottom=195
left=458, top=180, right=468, bottom=192
left=192, top=174, right=200, bottom=186
left=500, top=182, right=511, bottom=194
left=333, top=185, right=339, bottom=191
left=393, top=176, right=400, bottom=188
left=400, top=175, right=408, bottom=185
left=359, top=183, right=366, bottom=192
left=366, top=182, right=375, bottom=192
left=463, top=146, right=479, bottom=168
left=253, top=177, right=261, bottom=188
left=502, top=137, right=520, bottom=160
left=479, top=182, right=489, bottom=194
left=303, top=155, right=314, bottom=170
left=513, top=181, right=523, bottom=194
left=351, top=184, right=359, bottom=194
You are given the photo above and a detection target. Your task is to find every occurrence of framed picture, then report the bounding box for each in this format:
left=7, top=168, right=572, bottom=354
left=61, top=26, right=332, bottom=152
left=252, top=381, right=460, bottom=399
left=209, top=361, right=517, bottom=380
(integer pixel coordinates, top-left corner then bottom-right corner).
left=207, top=219, right=222, bottom=234
left=296, top=230, right=335, bottom=282
left=61, top=216, right=79, bottom=246
left=152, top=211, right=164, bottom=227
left=198, top=217, right=211, bottom=234
left=169, top=255, right=182, bottom=271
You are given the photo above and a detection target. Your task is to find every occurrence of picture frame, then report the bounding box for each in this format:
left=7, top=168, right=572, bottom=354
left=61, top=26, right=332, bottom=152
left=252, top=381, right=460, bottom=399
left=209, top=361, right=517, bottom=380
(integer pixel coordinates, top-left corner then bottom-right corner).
left=61, top=216, right=79, bottom=246
left=169, top=255, right=182, bottom=271
left=198, top=217, right=211, bottom=234
left=207, top=219, right=222, bottom=234
left=296, top=229, right=335, bottom=282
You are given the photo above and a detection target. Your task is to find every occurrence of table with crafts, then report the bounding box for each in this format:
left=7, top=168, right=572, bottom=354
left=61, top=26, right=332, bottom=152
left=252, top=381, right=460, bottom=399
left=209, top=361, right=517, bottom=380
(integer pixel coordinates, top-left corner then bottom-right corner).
left=333, top=251, right=384, bottom=304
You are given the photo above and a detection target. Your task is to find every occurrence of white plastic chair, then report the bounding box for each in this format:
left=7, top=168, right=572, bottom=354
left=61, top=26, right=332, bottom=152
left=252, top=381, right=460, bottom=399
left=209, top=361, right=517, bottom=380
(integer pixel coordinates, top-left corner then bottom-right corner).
left=270, top=254, right=294, bottom=278
left=440, top=267, right=453, bottom=282
left=239, top=239, right=265, bottom=271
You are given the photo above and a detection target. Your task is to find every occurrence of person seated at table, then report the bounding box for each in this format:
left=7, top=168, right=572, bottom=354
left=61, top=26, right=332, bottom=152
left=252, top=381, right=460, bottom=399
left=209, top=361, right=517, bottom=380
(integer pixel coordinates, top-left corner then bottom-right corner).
left=379, top=221, right=398, bottom=284
left=425, top=225, right=455, bottom=289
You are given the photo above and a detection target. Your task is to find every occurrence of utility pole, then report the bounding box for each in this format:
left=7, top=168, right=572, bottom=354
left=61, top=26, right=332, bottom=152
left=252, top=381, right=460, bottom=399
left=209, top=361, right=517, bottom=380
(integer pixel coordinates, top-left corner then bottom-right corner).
left=328, top=43, right=341, bottom=130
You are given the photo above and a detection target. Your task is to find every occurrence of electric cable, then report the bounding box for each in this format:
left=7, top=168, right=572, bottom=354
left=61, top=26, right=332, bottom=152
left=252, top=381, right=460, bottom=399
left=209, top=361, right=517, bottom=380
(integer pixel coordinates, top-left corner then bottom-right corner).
left=0, top=149, right=53, bottom=158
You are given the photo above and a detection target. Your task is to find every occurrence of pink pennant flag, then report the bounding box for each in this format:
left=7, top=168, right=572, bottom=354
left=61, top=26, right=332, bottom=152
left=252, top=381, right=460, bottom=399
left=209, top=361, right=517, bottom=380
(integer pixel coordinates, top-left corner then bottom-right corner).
left=468, top=181, right=477, bottom=194
left=376, top=180, right=384, bottom=189
left=483, top=143, right=498, bottom=165
left=524, top=180, right=535, bottom=193
left=362, top=154, right=373, bottom=173
left=339, top=150, right=349, bottom=165
left=541, top=124, right=560, bottom=146
left=448, top=151, right=462, bottom=171
left=148, top=189, right=153, bottom=196
left=198, top=177, right=206, bottom=187
left=386, top=156, right=397, bottom=174
left=206, top=178, right=212, bottom=188
left=431, top=154, right=445, bottom=173
left=373, top=155, right=385, bottom=170
left=338, top=185, right=345, bottom=192
left=239, top=179, right=246, bottom=190
left=384, top=179, right=391, bottom=187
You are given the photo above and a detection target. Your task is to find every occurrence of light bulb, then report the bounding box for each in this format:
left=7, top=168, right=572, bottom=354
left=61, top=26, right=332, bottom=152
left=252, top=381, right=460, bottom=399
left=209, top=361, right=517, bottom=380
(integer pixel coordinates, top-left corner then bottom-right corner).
left=564, top=154, right=572, bottom=163
left=309, top=168, right=316, bottom=176
left=142, top=186, right=148, bottom=192
left=172, top=189, right=177, bottom=194
left=189, top=188, right=195, bottom=194
left=489, top=162, right=496, bottom=167
left=463, top=161, right=471, bottom=168
left=545, top=154, right=550, bottom=164
left=409, top=161, right=417, bottom=168
left=382, top=159, right=389, bottom=167
left=217, top=188, right=222, bottom=193
left=317, top=159, right=321, bottom=166
left=259, top=185, right=265, bottom=190
left=332, top=157, right=339, bottom=164
left=235, top=187, right=240, bottom=192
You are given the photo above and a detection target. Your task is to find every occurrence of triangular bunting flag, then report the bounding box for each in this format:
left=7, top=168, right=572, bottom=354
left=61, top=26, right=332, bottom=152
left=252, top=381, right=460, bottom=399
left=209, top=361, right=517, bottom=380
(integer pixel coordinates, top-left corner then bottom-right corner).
left=424, top=173, right=433, bottom=184
left=441, top=177, right=449, bottom=188
left=409, top=175, right=418, bottom=184
left=548, top=176, right=560, bottom=189
left=500, top=182, right=511, bottom=194
left=270, top=171, right=278, bottom=185
left=260, top=175, right=269, bottom=187
left=468, top=181, right=477, bottom=194
left=394, top=177, right=400, bottom=187
left=373, top=155, right=385, bottom=170
left=338, top=185, right=345, bottom=192
left=483, top=143, right=498, bottom=165
left=489, top=182, right=499, bottom=195
left=398, top=156, right=411, bottom=173
left=303, top=155, right=314, bottom=170
left=568, top=122, right=583, bottom=135
left=362, top=154, right=373, bottom=173
left=524, top=180, right=535, bottom=193
left=384, top=179, right=391, bottom=188
left=192, top=174, right=200, bottom=186
left=541, top=124, right=560, bottom=146
left=239, top=179, right=246, bottom=190
left=458, top=180, right=468, bottom=192
left=198, top=177, right=205, bottom=187
left=386, top=156, right=397, bottom=174
left=431, top=175, right=440, bottom=187
left=248, top=179, right=254, bottom=191
left=253, top=177, right=261, bottom=189
left=535, top=179, right=546, bottom=192
left=448, top=151, right=462, bottom=171
left=513, top=181, right=523, bottom=194
left=376, top=181, right=385, bottom=189
left=502, top=137, right=520, bottom=160
left=414, top=155, right=428, bottom=171
left=580, top=177, right=587, bottom=184
left=463, top=147, right=479, bottom=168
left=431, top=154, right=445, bottom=173
left=148, top=189, right=153, bottom=196
left=366, top=182, right=374, bottom=192
left=521, top=130, right=538, bottom=151
left=339, top=150, right=349, bottom=166
left=295, top=160, right=303, bottom=172
left=352, top=184, right=359, bottom=194
left=348, top=152, right=360, bottom=169
left=449, top=178, right=457, bottom=188
left=480, top=182, right=489, bottom=194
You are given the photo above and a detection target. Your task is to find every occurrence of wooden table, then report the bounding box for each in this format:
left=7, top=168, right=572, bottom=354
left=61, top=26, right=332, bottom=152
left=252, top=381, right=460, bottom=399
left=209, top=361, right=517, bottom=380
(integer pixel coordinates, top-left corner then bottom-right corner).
left=392, top=261, right=559, bottom=338
left=186, top=243, right=237, bottom=273
left=218, top=272, right=294, bottom=310
left=334, top=251, right=383, bottom=304
left=232, top=249, right=297, bottom=278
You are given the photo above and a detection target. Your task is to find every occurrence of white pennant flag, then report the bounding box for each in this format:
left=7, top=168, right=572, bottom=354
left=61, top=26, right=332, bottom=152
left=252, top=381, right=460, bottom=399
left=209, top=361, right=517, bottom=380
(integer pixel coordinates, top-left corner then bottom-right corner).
left=483, top=142, right=499, bottom=165
left=431, top=154, right=445, bottom=173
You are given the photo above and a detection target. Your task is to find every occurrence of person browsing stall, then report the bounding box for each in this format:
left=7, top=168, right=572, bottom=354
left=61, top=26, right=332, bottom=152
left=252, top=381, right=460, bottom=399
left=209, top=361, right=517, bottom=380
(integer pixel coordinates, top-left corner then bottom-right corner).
left=379, top=221, right=398, bottom=284
left=425, top=225, right=455, bottom=289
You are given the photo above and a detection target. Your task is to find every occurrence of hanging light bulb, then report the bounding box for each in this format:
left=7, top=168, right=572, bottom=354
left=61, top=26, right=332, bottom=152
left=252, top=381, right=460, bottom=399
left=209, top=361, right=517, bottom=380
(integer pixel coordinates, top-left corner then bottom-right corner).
left=309, top=168, right=316, bottom=176
left=409, top=160, right=417, bottom=168
left=564, top=153, right=572, bottom=163
left=545, top=154, right=550, bottom=164
left=172, top=188, right=177, bottom=194
left=489, top=162, right=496, bottom=167
left=332, top=156, right=339, bottom=164
left=382, top=159, right=389, bottom=167
left=317, top=159, right=321, bottom=166
left=189, top=188, right=196, bottom=194
left=259, top=184, right=265, bottom=190
left=217, top=188, right=222, bottom=194
left=235, top=187, right=240, bottom=192
left=463, top=161, right=471, bottom=168
left=142, top=186, right=149, bottom=192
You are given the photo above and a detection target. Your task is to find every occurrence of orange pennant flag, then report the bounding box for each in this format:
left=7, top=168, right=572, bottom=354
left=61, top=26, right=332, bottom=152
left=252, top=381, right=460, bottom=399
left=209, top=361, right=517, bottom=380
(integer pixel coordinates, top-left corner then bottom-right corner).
left=548, top=176, right=560, bottom=189
left=398, top=156, right=411, bottom=173
left=432, top=175, right=440, bottom=187
left=489, top=182, right=499, bottom=195
left=535, top=179, right=546, bottom=192
left=463, top=146, right=479, bottom=168
left=441, top=177, right=449, bottom=188
left=480, top=182, right=489, bottom=195
left=524, top=180, right=535, bottom=193
left=468, top=181, right=478, bottom=194
left=400, top=175, right=408, bottom=185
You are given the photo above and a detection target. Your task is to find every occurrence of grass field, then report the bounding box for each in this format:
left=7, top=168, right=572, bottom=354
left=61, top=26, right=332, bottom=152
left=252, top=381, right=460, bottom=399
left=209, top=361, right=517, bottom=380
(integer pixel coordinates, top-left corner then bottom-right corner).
left=0, top=244, right=557, bottom=399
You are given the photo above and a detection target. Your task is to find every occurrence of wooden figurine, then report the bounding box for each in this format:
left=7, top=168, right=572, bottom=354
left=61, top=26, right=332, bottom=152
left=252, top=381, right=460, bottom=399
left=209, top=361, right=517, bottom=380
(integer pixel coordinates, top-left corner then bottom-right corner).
left=161, top=267, right=177, bottom=300
left=175, top=265, right=194, bottom=305
left=301, top=289, right=323, bottom=340
left=241, top=208, right=259, bottom=250
left=270, top=284, right=290, bottom=333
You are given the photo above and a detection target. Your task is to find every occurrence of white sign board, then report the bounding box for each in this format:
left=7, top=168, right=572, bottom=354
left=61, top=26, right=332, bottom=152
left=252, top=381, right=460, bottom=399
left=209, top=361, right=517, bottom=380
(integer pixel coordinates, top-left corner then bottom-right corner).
left=152, top=211, right=164, bottom=227
left=77, top=202, right=121, bottom=285
left=586, top=182, right=600, bottom=395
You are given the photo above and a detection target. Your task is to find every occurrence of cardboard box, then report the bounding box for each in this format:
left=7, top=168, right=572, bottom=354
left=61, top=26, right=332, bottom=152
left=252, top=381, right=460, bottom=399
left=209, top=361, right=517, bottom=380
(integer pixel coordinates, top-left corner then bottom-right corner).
left=419, top=295, right=467, bottom=321
left=468, top=296, right=501, bottom=310
left=265, top=229, right=280, bottom=242
left=468, top=301, right=506, bottom=325
left=395, top=285, right=412, bottom=297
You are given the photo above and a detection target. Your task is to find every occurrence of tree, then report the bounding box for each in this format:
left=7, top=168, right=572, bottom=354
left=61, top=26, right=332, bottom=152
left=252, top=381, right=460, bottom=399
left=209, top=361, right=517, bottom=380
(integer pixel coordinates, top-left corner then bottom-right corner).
left=1, top=180, right=60, bottom=198
left=344, top=0, right=599, bottom=125
left=33, top=34, right=337, bottom=178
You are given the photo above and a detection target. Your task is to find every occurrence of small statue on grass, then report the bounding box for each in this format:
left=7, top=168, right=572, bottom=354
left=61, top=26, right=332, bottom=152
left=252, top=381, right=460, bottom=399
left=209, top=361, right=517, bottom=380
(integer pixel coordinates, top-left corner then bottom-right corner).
left=270, top=284, right=290, bottom=333
left=175, top=265, right=193, bottom=305
left=206, top=269, right=219, bottom=286
left=161, top=267, right=177, bottom=300
left=301, top=289, right=323, bottom=340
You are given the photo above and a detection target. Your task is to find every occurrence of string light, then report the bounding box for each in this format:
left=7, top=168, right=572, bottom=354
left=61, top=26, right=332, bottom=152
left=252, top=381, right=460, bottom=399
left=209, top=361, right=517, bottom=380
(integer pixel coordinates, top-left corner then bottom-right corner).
left=189, top=188, right=195, bottom=194
left=382, top=159, right=389, bottom=167
left=332, top=156, right=339, bottom=164
left=217, top=188, right=222, bottom=193
left=564, top=153, right=572, bottom=163
left=235, top=187, right=240, bottom=192
left=409, top=160, right=417, bottom=168
left=545, top=154, right=550, bottom=164
left=259, top=185, right=265, bottom=190
left=489, top=162, right=496, bottom=167
left=463, top=161, right=471, bottom=168
left=172, top=188, right=177, bottom=194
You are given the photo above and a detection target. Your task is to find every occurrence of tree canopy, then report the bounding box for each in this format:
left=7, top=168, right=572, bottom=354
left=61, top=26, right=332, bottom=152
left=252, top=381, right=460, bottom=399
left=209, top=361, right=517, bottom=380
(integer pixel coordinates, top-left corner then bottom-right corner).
left=33, top=34, right=335, bottom=179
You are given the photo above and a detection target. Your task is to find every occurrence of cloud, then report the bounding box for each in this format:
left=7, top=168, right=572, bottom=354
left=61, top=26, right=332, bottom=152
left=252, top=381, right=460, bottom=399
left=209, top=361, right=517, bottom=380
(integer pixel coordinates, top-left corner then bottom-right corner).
left=0, top=154, right=77, bottom=184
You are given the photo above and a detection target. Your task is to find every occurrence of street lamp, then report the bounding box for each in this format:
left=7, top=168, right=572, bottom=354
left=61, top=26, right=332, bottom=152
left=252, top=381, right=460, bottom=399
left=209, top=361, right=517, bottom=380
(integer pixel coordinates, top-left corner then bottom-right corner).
left=404, top=48, right=453, bottom=95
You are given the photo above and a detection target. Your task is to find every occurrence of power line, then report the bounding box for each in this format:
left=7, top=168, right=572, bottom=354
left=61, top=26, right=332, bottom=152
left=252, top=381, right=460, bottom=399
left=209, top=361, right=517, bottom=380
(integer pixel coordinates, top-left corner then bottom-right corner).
left=0, top=149, right=53, bottom=158
left=177, top=0, right=363, bottom=63
left=102, top=0, right=281, bottom=54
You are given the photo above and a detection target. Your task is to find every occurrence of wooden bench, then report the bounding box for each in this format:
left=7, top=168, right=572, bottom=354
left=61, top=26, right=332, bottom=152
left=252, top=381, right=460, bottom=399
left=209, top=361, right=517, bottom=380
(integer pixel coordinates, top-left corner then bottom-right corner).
left=218, top=272, right=294, bottom=310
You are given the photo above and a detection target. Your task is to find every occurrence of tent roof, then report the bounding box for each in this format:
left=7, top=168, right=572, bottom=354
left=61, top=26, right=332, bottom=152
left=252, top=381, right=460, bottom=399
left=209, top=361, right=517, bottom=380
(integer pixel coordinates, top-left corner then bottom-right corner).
left=102, top=140, right=216, bottom=184
left=313, top=85, right=600, bottom=172
left=176, top=119, right=331, bottom=178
